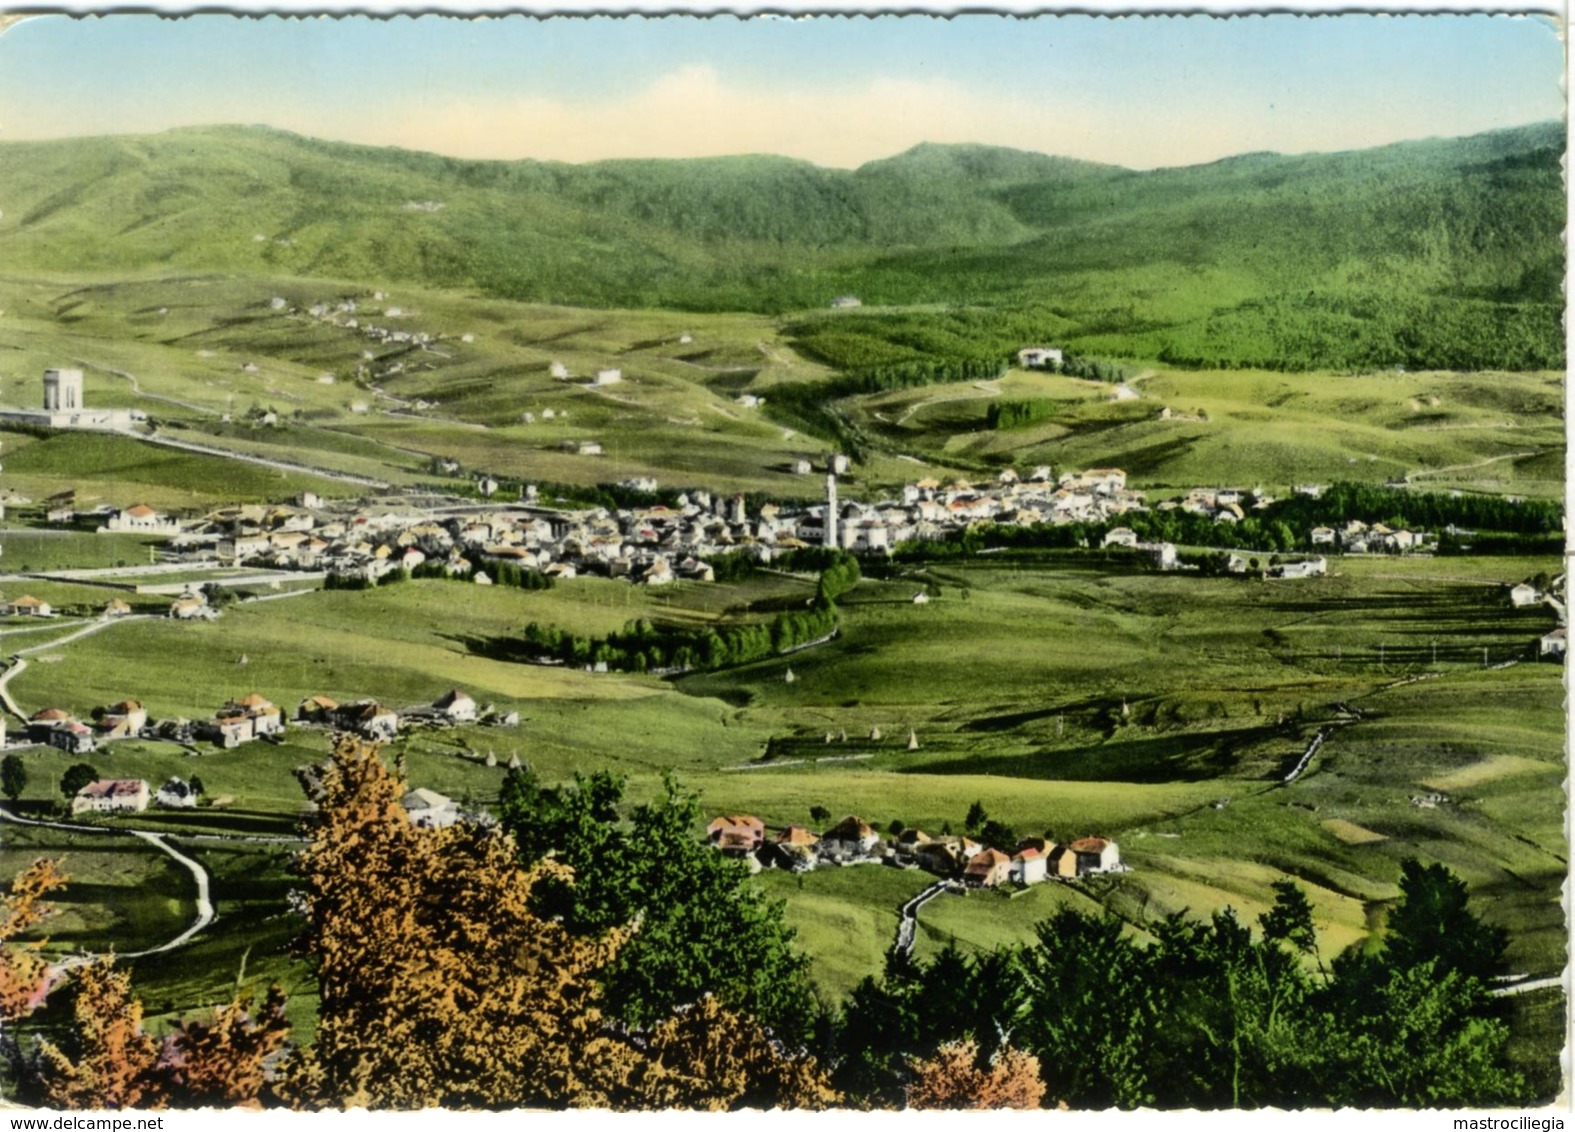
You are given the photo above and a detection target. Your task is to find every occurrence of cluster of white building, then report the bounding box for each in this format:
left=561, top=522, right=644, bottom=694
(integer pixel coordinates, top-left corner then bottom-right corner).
left=1308, top=519, right=1435, bottom=555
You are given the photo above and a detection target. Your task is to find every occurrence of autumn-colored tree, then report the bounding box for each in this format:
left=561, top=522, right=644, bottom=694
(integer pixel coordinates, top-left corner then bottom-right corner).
left=623, top=994, right=839, bottom=1111
left=34, top=959, right=292, bottom=1110
left=156, top=985, right=291, bottom=1108
left=0, top=858, right=66, bottom=1030
left=286, top=736, right=642, bottom=1109
left=37, top=960, right=162, bottom=1110
left=905, top=1039, right=1046, bottom=1110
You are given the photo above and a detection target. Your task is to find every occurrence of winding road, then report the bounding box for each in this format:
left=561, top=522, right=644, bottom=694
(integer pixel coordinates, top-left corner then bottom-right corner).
left=0, top=807, right=215, bottom=970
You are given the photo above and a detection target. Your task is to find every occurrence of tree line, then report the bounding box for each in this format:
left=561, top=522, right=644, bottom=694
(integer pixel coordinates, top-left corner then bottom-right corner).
left=326, top=560, right=554, bottom=591
left=835, top=864, right=1526, bottom=1108
left=518, top=552, right=858, bottom=674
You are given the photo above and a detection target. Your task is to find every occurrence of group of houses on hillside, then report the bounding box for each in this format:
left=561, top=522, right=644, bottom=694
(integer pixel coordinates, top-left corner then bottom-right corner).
left=706, top=813, right=1123, bottom=886
left=1307, top=519, right=1435, bottom=555
left=19, top=686, right=506, bottom=754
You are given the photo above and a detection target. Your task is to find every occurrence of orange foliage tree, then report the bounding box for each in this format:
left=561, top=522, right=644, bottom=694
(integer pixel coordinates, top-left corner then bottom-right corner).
left=906, top=1039, right=1046, bottom=1110
left=286, top=736, right=643, bottom=1109
left=35, top=959, right=291, bottom=1110
left=0, top=858, right=67, bottom=1032
left=625, top=994, right=839, bottom=1111
left=37, top=960, right=161, bottom=1110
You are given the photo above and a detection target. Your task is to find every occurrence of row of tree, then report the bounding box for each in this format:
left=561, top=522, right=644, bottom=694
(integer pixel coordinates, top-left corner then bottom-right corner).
left=521, top=600, right=837, bottom=674
left=517, top=552, right=858, bottom=674
left=326, top=561, right=555, bottom=591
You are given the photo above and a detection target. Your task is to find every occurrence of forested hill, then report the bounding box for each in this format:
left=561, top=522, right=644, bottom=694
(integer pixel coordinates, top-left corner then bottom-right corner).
left=0, top=121, right=1563, bottom=369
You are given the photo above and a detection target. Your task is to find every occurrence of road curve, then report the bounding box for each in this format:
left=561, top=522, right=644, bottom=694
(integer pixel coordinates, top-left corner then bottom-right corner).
left=0, top=807, right=215, bottom=970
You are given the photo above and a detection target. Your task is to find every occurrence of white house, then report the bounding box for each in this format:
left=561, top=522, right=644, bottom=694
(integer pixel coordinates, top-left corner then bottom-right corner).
left=433, top=688, right=478, bottom=723
left=1010, top=846, right=1049, bottom=885
left=1510, top=583, right=1541, bottom=607
left=105, top=504, right=182, bottom=535
left=402, top=787, right=460, bottom=829
left=156, top=778, right=199, bottom=809
left=592, top=368, right=622, bottom=386
left=1102, top=527, right=1139, bottom=549
left=1016, top=346, right=1064, bottom=370
left=1540, top=627, right=1566, bottom=658
left=1069, top=836, right=1122, bottom=874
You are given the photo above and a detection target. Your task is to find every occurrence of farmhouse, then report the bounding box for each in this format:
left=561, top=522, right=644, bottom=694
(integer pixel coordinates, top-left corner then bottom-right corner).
left=93, top=699, right=148, bottom=739
left=72, top=779, right=150, bottom=815
left=1539, top=628, right=1566, bottom=658
left=1510, top=583, right=1541, bottom=607
left=229, top=693, right=285, bottom=735
left=338, top=700, right=399, bottom=740
left=169, top=594, right=214, bottom=621
left=1069, top=836, right=1122, bottom=874
left=964, top=848, right=1012, bottom=888
left=820, top=815, right=880, bottom=859
left=1047, top=844, right=1080, bottom=879
left=402, top=787, right=460, bottom=829
left=49, top=720, right=97, bottom=755
left=1272, top=557, right=1328, bottom=579
left=296, top=695, right=339, bottom=724
left=1016, top=346, right=1064, bottom=370
left=773, top=826, right=820, bottom=872
left=8, top=596, right=52, bottom=618
left=1010, top=845, right=1048, bottom=885
left=432, top=688, right=478, bottom=722
left=105, top=503, right=182, bottom=535
left=707, top=814, right=766, bottom=854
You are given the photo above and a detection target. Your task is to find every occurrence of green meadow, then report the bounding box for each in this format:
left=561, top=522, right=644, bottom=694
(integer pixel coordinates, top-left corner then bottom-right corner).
left=2, top=545, right=1560, bottom=1010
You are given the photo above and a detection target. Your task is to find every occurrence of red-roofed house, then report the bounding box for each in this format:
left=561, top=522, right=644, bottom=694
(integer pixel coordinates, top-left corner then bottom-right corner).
left=964, top=848, right=1012, bottom=888
left=707, top=814, right=765, bottom=853
left=72, top=779, right=150, bottom=815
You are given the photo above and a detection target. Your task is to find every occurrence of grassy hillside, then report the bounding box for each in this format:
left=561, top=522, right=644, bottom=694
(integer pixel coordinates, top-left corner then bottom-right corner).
left=0, top=122, right=1561, bottom=370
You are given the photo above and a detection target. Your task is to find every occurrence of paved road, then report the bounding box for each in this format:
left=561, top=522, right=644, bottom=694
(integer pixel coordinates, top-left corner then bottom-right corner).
left=1493, top=975, right=1566, bottom=998
left=893, top=880, right=950, bottom=960
left=0, top=807, right=215, bottom=970
left=135, top=430, right=390, bottom=489
left=0, top=615, right=151, bottom=719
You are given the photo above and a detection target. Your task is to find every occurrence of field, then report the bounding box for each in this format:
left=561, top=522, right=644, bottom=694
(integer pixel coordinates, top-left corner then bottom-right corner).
left=0, top=271, right=1563, bottom=509
left=2, top=543, right=1561, bottom=1016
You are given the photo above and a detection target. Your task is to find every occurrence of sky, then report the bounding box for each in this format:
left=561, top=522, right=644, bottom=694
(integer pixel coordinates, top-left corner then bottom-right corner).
left=0, top=12, right=1562, bottom=169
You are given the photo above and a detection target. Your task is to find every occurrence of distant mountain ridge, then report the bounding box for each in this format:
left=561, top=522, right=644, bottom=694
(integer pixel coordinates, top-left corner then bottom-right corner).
left=0, top=121, right=1562, bottom=368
